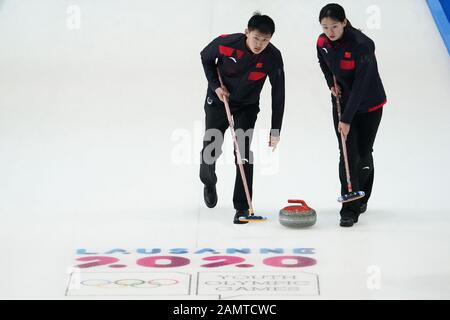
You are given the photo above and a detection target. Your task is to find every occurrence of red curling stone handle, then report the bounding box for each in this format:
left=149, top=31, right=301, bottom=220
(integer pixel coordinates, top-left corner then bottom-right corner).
left=287, top=199, right=309, bottom=208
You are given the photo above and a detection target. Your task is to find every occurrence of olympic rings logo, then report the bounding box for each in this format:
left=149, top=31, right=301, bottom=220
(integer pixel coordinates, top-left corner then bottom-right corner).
left=80, top=278, right=179, bottom=288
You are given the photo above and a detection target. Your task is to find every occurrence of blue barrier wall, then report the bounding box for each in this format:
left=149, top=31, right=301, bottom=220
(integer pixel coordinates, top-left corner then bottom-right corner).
left=440, top=0, right=450, bottom=22
left=428, top=0, right=450, bottom=55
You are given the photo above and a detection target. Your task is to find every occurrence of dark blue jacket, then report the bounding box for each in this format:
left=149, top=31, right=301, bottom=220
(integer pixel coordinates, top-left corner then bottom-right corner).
left=201, top=33, right=285, bottom=132
left=317, top=27, right=387, bottom=123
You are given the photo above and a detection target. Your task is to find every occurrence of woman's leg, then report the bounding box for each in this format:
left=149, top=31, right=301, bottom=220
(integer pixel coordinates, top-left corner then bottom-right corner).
left=333, top=107, right=362, bottom=220
left=354, top=108, right=383, bottom=208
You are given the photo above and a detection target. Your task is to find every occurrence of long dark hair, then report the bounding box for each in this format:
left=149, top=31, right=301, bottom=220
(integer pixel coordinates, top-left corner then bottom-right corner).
left=319, top=3, right=353, bottom=28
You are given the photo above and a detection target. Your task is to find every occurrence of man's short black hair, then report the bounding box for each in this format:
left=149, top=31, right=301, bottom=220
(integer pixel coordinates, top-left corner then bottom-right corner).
left=247, top=12, right=275, bottom=35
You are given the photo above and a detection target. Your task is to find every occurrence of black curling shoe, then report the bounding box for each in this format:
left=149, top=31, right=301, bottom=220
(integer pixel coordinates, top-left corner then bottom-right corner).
left=204, top=185, right=217, bottom=208
left=340, top=217, right=355, bottom=227
left=233, top=210, right=249, bottom=224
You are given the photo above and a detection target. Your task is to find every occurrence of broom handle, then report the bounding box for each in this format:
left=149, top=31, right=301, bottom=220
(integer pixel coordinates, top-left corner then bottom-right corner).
left=333, top=76, right=353, bottom=193
left=217, top=68, right=255, bottom=215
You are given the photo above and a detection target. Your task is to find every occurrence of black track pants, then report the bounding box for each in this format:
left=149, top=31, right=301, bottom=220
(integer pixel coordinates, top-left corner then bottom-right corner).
left=200, top=98, right=259, bottom=210
left=333, top=107, right=383, bottom=218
